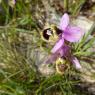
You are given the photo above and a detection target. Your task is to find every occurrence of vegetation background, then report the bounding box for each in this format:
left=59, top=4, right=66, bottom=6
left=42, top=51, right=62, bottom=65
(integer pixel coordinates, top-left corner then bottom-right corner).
left=0, top=0, right=95, bottom=95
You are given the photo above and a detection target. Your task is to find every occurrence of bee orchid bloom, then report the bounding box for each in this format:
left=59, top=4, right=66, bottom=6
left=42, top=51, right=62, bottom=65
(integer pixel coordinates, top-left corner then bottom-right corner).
left=51, top=13, right=84, bottom=53
left=47, top=13, right=84, bottom=69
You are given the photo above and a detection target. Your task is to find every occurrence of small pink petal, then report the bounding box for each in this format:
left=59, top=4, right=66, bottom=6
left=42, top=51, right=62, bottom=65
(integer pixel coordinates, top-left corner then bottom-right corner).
left=70, top=56, right=82, bottom=69
left=64, top=26, right=84, bottom=42
left=45, top=54, right=59, bottom=64
left=58, top=48, right=64, bottom=57
left=51, top=38, right=64, bottom=53
left=58, top=45, right=71, bottom=57
left=59, top=13, right=69, bottom=31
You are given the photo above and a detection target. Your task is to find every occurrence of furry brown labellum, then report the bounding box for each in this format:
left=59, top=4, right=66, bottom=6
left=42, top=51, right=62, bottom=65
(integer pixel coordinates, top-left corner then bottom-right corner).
left=41, top=25, right=62, bottom=43
left=56, top=58, right=68, bottom=75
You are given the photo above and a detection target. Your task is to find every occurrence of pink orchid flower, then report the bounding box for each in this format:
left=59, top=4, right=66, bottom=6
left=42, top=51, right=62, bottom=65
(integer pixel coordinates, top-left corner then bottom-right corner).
left=46, top=13, right=84, bottom=69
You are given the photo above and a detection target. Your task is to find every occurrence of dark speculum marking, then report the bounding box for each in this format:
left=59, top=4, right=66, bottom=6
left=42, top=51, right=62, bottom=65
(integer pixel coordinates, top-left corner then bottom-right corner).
left=55, top=27, right=62, bottom=35
left=43, top=28, right=53, bottom=40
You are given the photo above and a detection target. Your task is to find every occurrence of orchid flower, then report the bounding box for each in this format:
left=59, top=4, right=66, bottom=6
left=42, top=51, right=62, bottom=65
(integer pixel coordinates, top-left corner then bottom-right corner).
left=46, top=13, right=84, bottom=69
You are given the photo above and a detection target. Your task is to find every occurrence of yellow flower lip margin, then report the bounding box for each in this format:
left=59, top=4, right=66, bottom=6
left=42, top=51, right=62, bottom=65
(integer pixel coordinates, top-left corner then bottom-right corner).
left=56, top=58, right=67, bottom=75
left=41, top=24, right=59, bottom=44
